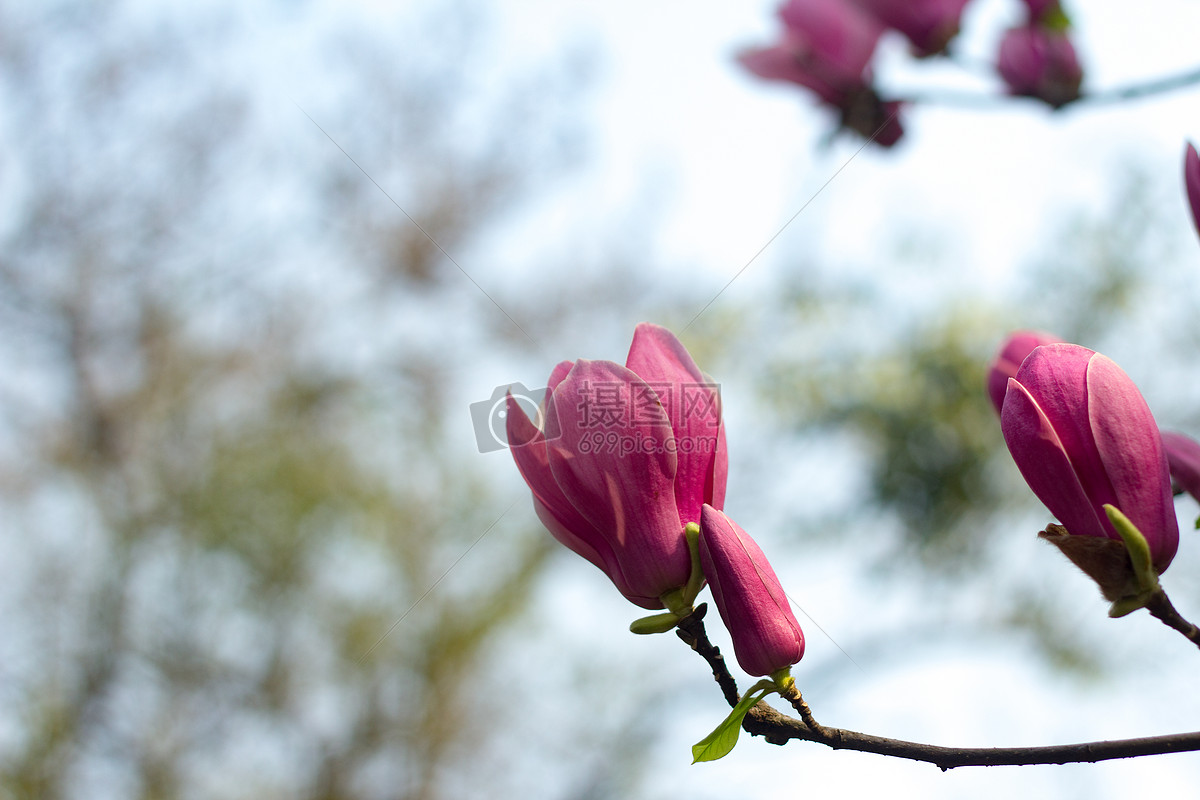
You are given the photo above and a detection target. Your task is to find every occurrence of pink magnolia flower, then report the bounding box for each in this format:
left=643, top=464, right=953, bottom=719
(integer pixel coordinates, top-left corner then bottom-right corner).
left=507, top=323, right=727, bottom=609
left=1185, top=141, right=1200, bottom=241
left=740, top=0, right=883, bottom=107
left=1019, top=0, right=1066, bottom=24
left=739, top=0, right=903, bottom=145
left=1162, top=430, right=1200, bottom=506
left=698, top=505, right=804, bottom=677
left=997, top=25, right=1082, bottom=108
left=1001, top=343, right=1178, bottom=573
left=986, top=330, right=1064, bottom=415
left=850, top=0, right=970, bottom=56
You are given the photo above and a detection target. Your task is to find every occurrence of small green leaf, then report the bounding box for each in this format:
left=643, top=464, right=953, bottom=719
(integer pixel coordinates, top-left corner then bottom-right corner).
left=682, top=522, right=704, bottom=606
left=629, top=612, right=680, bottom=635
left=1108, top=595, right=1146, bottom=618
left=692, top=683, right=774, bottom=763
left=1042, top=6, right=1072, bottom=33
left=1103, top=504, right=1159, bottom=594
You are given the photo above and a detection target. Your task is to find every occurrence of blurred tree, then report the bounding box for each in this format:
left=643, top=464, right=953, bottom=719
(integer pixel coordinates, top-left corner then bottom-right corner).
left=0, top=3, right=650, bottom=799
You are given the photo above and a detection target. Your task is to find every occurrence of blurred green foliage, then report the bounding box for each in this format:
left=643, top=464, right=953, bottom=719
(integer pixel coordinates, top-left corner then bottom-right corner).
left=0, top=4, right=639, bottom=799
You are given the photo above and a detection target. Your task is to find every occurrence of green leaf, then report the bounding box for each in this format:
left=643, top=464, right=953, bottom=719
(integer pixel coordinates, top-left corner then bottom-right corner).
left=629, top=612, right=680, bottom=635
left=682, top=522, right=704, bottom=606
left=691, top=685, right=772, bottom=763
left=1103, top=504, right=1159, bottom=593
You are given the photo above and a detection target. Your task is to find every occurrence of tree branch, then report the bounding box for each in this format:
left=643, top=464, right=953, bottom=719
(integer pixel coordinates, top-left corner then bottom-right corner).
left=681, top=608, right=1200, bottom=769
left=675, top=604, right=740, bottom=708
left=1078, top=65, right=1200, bottom=105
left=1146, top=590, right=1200, bottom=651
left=896, top=64, right=1200, bottom=110
left=741, top=702, right=1200, bottom=771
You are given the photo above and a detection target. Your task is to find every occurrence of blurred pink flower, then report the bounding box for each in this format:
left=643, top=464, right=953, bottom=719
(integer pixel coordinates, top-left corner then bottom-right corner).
left=740, top=0, right=903, bottom=145
left=1162, top=430, right=1200, bottom=506
left=997, top=25, right=1082, bottom=108
left=1185, top=141, right=1200, bottom=241
left=850, top=0, right=970, bottom=56
left=1019, top=0, right=1066, bottom=24
left=744, top=0, right=883, bottom=107
left=986, top=330, right=1064, bottom=415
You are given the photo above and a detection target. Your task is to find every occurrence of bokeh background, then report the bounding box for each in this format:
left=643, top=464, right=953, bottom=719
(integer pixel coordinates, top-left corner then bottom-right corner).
left=1, top=1, right=1199, bottom=798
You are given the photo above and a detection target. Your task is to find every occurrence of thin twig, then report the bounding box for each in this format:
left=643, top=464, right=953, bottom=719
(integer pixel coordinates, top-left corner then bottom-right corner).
left=1145, top=590, right=1200, bottom=651
left=897, top=64, right=1200, bottom=110
left=780, top=683, right=825, bottom=738
left=741, top=702, right=1200, bottom=771
left=1079, top=65, right=1200, bottom=105
left=675, top=605, right=740, bottom=708
left=682, top=608, right=1200, bottom=770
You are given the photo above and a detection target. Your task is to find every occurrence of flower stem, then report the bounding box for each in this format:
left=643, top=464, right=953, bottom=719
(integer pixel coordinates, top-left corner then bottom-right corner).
left=674, top=604, right=740, bottom=708
left=1144, top=589, right=1200, bottom=651
left=780, top=683, right=825, bottom=738
left=680, top=605, right=1200, bottom=768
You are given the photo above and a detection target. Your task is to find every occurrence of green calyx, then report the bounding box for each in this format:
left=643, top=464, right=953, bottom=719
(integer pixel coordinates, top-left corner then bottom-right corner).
left=628, top=522, right=706, bottom=635
left=629, top=611, right=682, bottom=635
left=1042, top=6, right=1072, bottom=32
left=769, top=667, right=794, bottom=695
left=1103, top=504, right=1162, bottom=618
left=682, top=522, right=704, bottom=607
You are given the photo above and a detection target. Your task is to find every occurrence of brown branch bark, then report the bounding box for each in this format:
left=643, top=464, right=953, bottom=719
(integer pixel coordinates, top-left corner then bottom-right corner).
left=1146, top=590, right=1200, bottom=651
left=682, top=606, right=1200, bottom=769
left=741, top=702, right=1200, bottom=770
left=675, top=604, right=740, bottom=708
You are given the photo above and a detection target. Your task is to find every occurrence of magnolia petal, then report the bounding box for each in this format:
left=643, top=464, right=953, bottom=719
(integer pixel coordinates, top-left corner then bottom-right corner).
left=1087, top=355, right=1178, bottom=572
left=547, top=360, right=573, bottom=393
left=545, top=359, right=689, bottom=600
left=997, top=26, right=1082, bottom=108
left=625, top=323, right=725, bottom=526
left=1001, top=377, right=1109, bottom=539
left=1186, top=142, right=1200, bottom=241
left=1162, top=431, right=1200, bottom=505
left=1014, top=345, right=1119, bottom=513
left=530, top=501, right=659, bottom=609
left=778, top=0, right=883, bottom=84
left=737, top=45, right=831, bottom=97
left=507, top=395, right=615, bottom=564
left=849, top=0, right=969, bottom=56
left=986, top=330, right=1063, bottom=415
left=708, top=421, right=729, bottom=511
left=699, top=505, right=804, bottom=677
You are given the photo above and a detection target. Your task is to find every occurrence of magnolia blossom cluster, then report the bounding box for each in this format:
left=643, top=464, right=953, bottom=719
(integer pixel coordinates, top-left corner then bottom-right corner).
left=508, top=144, right=1198, bottom=680
left=990, top=339, right=1179, bottom=573
left=508, top=324, right=804, bottom=677
left=988, top=330, right=1200, bottom=602
left=740, top=0, right=1083, bottom=145
left=983, top=150, right=1200, bottom=598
